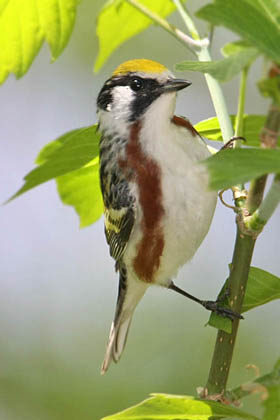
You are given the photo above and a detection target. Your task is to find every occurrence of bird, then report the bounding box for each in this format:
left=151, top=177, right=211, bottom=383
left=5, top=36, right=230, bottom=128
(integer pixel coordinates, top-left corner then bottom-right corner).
left=97, top=59, right=235, bottom=375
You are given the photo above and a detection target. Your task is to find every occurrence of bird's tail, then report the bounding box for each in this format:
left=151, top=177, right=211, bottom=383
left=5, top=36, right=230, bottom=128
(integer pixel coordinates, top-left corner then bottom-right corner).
left=101, top=266, right=147, bottom=375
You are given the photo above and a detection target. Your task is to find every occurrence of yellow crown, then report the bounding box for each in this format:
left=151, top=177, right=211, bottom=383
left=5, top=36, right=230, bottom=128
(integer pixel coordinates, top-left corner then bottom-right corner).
left=113, top=59, right=168, bottom=76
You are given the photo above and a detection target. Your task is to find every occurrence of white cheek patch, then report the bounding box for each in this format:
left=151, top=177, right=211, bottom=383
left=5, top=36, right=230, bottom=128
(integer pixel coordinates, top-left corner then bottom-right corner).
left=110, top=86, right=134, bottom=120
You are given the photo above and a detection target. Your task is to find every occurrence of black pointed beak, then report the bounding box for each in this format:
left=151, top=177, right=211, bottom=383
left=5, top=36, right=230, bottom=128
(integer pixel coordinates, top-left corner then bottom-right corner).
left=163, top=78, right=192, bottom=92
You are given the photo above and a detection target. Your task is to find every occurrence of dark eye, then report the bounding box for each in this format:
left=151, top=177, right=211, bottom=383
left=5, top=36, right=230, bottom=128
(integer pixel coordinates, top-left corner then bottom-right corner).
left=130, top=78, right=143, bottom=92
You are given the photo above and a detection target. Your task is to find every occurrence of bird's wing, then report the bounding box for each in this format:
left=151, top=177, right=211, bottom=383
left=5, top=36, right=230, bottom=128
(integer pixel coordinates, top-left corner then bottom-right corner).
left=103, top=181, right=135, bottom=262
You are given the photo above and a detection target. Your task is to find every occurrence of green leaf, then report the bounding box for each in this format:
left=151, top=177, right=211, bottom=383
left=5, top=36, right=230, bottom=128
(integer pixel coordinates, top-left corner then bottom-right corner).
left=34, top=125, right=103, bottom=227
left=0, top=0, right=9, bottom=14
left=197, top=0, right=280, bottom=62
left=242, top=267, right=280, bottom=313
left=175, top=48, right=258, bottom=82
left=208, top=267, right=280, bottom=332
left=10, top=124, right=103, bottom=227
left=101, top=393, right=260, bottom=420
left=0, top=0, right=79, bottom=84
left=262, top=359, right=280, bottom=420
left=208, top=312, right=232, bottom=334
left=247, top=0, right=280, bottom=29
left=9, top=125, right=100, bottom=201
left=194, top=115, right=267, bottom=146
left=95, top=0, right=175, bottom=71
left=221, top=40, right=254, bottom=57
left=56, top=160, right=103, bottom=228
left=203, top=148, right=280, bottom=191
left=35, top=128, right=84, bottom=165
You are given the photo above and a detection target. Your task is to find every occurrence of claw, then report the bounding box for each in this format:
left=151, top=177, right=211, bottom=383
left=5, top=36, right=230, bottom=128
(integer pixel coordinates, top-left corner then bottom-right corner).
left=221, top=136, right=246, bottom=151
left=169, top=282, right=244, bottom=321
left=201, top=300, right=244, bottom=320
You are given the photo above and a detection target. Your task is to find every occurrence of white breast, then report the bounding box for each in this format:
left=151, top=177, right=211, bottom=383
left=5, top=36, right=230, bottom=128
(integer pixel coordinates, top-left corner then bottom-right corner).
left=124, top=93, right=217, bottom=286
left=155, top=126, right=216, bottom=285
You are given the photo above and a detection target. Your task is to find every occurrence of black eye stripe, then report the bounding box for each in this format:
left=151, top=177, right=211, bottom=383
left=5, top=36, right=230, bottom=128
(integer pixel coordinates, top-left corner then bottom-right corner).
left=97, top=74, right=164, bottom=115
left=99, top=74, right=161, bottom=91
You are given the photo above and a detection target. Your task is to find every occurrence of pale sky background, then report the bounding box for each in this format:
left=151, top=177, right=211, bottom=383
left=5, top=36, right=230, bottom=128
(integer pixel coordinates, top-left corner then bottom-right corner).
left=1, top=1, right=279, bottom=419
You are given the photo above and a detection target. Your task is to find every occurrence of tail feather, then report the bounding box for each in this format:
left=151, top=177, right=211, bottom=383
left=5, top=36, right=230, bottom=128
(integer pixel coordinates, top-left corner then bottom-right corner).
left=101, top=267, right=147, bottom=374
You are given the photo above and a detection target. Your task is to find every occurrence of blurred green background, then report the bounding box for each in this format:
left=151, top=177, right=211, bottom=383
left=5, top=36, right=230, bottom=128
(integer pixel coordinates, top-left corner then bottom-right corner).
left=1, top=1, right=279, bottom=419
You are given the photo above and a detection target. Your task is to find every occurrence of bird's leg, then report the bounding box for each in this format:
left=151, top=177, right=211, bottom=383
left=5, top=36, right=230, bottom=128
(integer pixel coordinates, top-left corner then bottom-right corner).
left=168, top=282, right=243, bottom=321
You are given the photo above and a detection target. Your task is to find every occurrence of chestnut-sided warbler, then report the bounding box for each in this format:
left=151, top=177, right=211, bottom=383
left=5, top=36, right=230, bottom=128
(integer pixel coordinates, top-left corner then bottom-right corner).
left=97, top=59, right=232, bottom=374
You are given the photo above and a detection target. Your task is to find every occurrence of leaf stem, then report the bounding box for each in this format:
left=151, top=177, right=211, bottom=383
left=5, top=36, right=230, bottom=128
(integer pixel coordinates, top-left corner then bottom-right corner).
left=246, top=174, right=280, bottom=231
left=258, top=173, right=280, bottom=220
left=226, top=370, right=278, bottom=403
left=232, top=67, right=249, bottom=207
left=246, top=103, right=280, bottom=213
left=235, top=67, right=249, bottom=139
left=172, top=2, right=233, bottom=142
left=172, top=0, right=200, bottom=40
left=197, top=47, right=234, bottom=143
left=125, top=0, right=206, bottom=51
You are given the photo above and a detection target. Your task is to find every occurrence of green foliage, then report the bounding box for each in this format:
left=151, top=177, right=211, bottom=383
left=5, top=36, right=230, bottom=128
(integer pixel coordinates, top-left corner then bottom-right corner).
left=197, top=0, right=280, bottom=62
left=209, top=266, right=280, bottom=333
left=175, top=48, right=258, bottom=82
left=0, top=0, right=79, bottom=84
left=9, top=125, right=103, bottom=226
left=242, top=267, right=280, bottom=312
left=35, top=127, right=85, bottom=164
left=56, top=161, right=103, bottom=228
left=9, top=126, right=100, bottom=201
left=221, top=40, right=255, bottom=57
left=203, top=148, right=280, bottom=191
left=95, top=0, right=175, bottom=71
left=101, top=393, right=260, bottom=420
left=194, top=115, right=267, bottom=146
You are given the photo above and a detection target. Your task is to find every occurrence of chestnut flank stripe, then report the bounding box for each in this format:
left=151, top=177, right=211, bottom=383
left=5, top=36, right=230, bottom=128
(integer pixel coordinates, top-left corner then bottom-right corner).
left=119, top=121, right=164, bottom=283
left=172, top=115, right=199, bottom=137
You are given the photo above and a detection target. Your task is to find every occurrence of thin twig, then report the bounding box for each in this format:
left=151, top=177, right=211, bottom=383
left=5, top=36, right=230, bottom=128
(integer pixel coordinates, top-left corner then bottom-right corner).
left=197, top=47, right=234, bottom=143
left=225, top=362, right=280, bottom=403
left=245, top=174, right=280, bottom=232
left=172, top=0, right=200, bottom=40
left=231, top=67, right=249, bottom=207
left=172, top=0, right=233, bottom=143
left=246, top=91, right=280, bottom=214
left=234, top=67, right=249, bottom=144
left=125, top=0, right=206, bottom=51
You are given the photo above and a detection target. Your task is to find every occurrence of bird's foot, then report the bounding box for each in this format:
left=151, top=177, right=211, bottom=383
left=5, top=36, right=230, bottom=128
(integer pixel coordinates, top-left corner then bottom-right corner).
left=201, top=299, right=243, bottom=321
left=168, top=282, right=243, bottom=321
